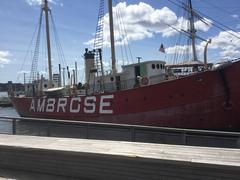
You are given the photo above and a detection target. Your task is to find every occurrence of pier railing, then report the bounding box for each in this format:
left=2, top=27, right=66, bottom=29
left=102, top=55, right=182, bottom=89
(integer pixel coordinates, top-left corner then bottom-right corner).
left=0, top=116, right=240, bottom=148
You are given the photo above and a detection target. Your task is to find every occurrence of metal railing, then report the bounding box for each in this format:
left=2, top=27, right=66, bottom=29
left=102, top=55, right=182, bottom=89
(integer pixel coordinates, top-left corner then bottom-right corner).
left=0, top=116, right=240, bottom=148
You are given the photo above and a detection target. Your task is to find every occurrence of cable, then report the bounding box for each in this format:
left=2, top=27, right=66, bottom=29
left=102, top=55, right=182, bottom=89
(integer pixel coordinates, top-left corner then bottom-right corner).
left=16, top=9, right=43, bottom=82
left=50, top=10, right=68, bottom=68
left=166, top=0, right=240, bottom=40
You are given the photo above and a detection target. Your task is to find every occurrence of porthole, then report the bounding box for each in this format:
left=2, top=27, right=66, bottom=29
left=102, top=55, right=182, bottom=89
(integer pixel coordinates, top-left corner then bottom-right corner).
left=152, top=64, right=156, bottom=69
left=156, top=64, right=160, bottom=69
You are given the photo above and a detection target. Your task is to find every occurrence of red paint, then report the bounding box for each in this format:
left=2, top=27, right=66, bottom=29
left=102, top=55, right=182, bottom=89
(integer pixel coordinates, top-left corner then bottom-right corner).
left=11, top=61, right=240, bottom=131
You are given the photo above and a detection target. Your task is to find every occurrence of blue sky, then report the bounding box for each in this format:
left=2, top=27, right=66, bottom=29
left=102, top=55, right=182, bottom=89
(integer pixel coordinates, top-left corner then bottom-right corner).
left=0, top=0, right=240, bottom=83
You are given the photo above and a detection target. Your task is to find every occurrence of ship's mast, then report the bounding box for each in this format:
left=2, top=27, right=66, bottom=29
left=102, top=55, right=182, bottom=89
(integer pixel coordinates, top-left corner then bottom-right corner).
left=108, top=0, right=117, bottom=74
left=188, top=0, right=198, bottom=61
left=42, top=0, right=53, bottom=88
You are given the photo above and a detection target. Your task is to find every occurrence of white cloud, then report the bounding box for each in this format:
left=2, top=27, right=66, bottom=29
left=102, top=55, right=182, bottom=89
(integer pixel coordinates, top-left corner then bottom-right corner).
left=18, top=70, right=30, bottom=74
left=165, top=44, right=204, bottom=57
left=25, top=0, right=41, bottom=6
left=39, top=70, right=47, bottom=75
left=165, top=30, right=240, bottom=61
left=25, top=0, right=57, bottom=6
left=0, top=51, right=11, bottom=67
left=207, top=31, right=240, bottom=59
left=231, top=14, right=239, bottom=19
left=162, top=17, right=212, bottom=38
left=194, top=18, right=212, bottom=32
left=166, top=45, right=191, bottom=54
left=85, top=2, right=212, bottom=47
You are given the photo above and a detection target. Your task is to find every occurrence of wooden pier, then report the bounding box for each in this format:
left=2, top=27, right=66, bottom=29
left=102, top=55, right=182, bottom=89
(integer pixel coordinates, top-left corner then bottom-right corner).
left=0, top=134, right=239, bottom=179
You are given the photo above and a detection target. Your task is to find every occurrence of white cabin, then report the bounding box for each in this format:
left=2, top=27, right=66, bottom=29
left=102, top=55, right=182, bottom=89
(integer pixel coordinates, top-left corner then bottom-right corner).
left=121, top=60, right=166, bottom=89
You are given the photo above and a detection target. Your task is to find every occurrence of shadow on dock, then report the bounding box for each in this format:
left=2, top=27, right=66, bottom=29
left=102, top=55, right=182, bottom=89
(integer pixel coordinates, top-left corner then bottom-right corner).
left=0, top=168, right=80, bottom=180
left=0, top=134, right=239, bottom=180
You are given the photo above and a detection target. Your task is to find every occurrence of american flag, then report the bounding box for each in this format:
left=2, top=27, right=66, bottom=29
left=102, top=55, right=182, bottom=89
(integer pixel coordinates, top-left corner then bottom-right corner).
left=159, top=43, right=165, bottom=53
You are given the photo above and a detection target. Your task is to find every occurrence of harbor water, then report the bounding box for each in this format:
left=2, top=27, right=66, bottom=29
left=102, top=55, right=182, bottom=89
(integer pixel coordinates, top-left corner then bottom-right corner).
left=0, top=92, right=19, bottom=134
left=0, top=107, right=19, bottom=134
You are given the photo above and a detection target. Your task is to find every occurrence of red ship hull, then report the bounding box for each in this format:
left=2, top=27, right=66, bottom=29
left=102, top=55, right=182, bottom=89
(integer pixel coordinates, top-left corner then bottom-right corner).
left=11, top=60, right=240, bottom=131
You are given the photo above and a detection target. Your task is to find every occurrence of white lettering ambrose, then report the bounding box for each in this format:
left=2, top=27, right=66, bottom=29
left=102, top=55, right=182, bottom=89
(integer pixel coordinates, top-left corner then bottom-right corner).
left=29, top=95, right=114, bottom=114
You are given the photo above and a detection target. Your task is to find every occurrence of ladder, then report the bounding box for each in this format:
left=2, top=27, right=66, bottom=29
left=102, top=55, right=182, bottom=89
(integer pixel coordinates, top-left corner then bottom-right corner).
left=93, top=0, right=105, bottom=91
left=93, top=0, right=105, bottom=78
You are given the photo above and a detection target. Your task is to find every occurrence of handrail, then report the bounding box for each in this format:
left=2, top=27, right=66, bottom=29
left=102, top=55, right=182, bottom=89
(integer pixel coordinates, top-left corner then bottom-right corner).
left=0, top=116, right=239, bottom=148
left=1, top=116, right=240, bottom=135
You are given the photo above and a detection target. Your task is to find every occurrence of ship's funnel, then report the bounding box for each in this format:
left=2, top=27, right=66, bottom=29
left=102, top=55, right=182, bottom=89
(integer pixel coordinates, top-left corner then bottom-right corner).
left=84, top=48, right=96, bottom=84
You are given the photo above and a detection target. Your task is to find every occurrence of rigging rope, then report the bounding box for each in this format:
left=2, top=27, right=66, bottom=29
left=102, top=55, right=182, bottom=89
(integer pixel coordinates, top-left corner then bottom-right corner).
left=29, top=10, right=43, bottom=82
left=166, top=0, right=240, bottom=40
left=114, top=2, right=129, bottom=65
left=115, top=0, right=134, bottom=64
left=49, top=10, right=68, bottom=68
left=17, top=9, right=43, bottom=83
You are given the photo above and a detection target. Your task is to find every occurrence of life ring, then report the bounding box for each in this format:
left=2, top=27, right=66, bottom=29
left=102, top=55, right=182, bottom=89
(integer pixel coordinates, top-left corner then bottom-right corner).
left=141, top=77, right=149, bottom=85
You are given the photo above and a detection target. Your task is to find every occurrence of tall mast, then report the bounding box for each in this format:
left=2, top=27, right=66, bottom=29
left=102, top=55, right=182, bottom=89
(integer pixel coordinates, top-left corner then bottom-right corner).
left=42, top=0, right=53, bottom=87
left=188, top=0, right=198, bottom=61
left=108, top=0, right=117, bottom=74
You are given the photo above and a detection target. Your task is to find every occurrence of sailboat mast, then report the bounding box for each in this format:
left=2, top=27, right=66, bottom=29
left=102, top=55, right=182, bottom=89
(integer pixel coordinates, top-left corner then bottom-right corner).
left=108, top=0, right=117, bottom=74
left=188, top=0, right=198, bottom=61
left=43, top=0, right=53, bottom=87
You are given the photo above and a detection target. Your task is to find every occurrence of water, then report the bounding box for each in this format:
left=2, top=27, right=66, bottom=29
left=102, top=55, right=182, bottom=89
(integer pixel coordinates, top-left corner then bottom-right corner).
left=0, top=91, right=19, bottom=128
left=0, top=106, right=86, bottom=137
left=0, top=91, right=19, bottom=134
left=0, top=107, right=19, bottom=134
left=0, top=107, right=19, bottom=117
left=0, top=92, right=8, bottom=97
